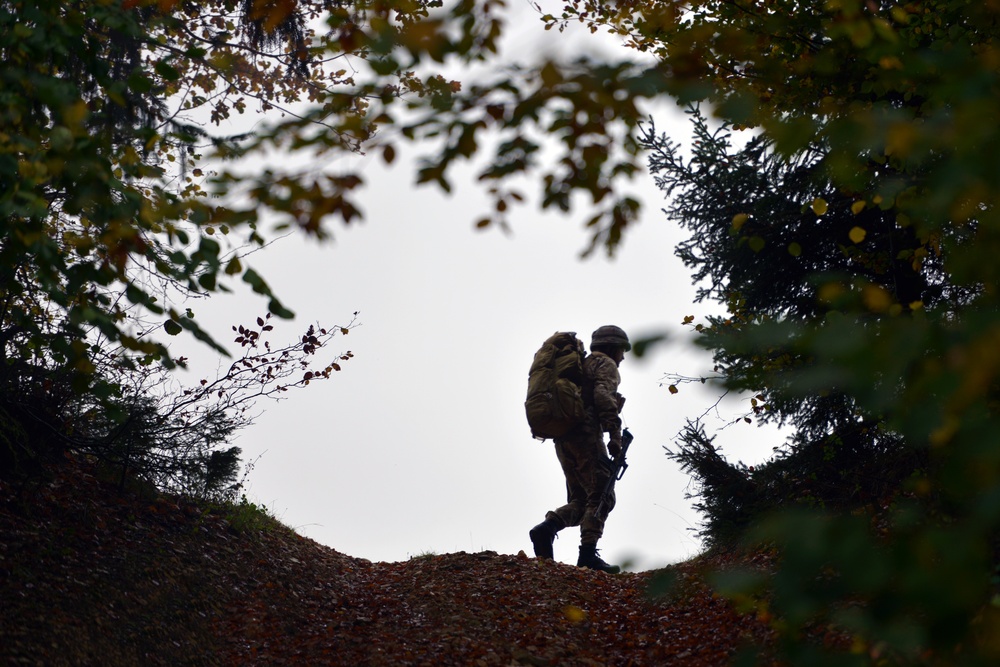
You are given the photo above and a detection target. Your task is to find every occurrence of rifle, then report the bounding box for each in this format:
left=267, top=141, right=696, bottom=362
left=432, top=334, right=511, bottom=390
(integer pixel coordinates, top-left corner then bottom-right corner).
left=595, top=428, right=633, bottom=516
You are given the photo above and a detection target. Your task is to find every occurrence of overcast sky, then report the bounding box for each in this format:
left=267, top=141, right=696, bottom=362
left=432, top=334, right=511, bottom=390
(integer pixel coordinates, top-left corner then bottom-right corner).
left=170, top=2, right=783, bottom=572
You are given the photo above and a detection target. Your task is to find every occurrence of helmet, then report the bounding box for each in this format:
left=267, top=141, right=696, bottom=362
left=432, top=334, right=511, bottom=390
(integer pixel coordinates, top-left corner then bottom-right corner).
left=591, top=325, right=631, bottom=352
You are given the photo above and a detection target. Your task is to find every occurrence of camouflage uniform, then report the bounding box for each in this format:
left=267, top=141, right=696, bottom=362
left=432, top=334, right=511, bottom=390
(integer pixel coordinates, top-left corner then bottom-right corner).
left=545, top=351, right=624, bottom=546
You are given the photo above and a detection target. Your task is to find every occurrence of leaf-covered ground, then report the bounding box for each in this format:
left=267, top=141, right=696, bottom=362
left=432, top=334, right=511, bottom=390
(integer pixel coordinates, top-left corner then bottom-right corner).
left=1, top=460, right=777, bottom=666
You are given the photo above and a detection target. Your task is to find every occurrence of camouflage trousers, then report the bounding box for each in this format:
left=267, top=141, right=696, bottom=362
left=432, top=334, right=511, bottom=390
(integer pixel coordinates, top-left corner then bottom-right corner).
left=546, top=426, right=615, bottom=546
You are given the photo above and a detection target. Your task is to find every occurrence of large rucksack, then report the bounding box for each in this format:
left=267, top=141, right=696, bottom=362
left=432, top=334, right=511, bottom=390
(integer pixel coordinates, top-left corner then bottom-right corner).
left=524, top=332, right=587, bottom=440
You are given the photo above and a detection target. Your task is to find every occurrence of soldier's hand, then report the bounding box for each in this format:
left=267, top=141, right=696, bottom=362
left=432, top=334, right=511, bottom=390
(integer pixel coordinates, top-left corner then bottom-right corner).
left=608, top=434, right=623, bottom=458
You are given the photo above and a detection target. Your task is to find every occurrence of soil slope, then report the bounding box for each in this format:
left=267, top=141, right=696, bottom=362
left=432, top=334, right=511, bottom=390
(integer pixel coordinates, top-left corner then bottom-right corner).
left=0, top=461, right=774, bottom=666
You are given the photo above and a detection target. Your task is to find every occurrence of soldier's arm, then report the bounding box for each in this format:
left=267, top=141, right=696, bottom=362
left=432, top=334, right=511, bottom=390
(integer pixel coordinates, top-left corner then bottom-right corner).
left=591, top=356, right=623, bottom=437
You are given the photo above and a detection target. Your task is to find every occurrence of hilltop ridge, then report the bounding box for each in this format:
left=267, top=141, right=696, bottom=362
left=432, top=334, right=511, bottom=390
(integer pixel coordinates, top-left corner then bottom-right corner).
left=0, top=460, right=775, bottom=666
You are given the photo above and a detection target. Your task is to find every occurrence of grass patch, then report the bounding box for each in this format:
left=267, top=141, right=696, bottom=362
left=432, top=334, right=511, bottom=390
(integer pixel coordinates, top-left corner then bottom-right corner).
left=223, top=494, right=287, bottom=535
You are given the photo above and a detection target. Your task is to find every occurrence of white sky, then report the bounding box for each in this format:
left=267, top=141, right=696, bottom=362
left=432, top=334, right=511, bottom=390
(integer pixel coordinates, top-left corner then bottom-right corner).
left=169, top=1, right=783, bottom=572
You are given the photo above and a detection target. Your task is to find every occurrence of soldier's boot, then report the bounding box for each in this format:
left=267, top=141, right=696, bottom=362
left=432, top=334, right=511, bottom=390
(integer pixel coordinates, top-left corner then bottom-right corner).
left=577, top=543, right=620, bottom=574
left=529, top=517, right=564, bottom=560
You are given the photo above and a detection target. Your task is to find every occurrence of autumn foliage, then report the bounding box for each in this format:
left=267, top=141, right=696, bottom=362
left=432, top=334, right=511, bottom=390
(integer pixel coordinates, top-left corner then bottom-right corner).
left=8, top=0, right=1000, bottom=664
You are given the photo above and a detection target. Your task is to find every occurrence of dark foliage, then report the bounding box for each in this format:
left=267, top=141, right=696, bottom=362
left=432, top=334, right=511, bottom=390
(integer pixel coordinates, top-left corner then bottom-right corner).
left=0, top=363, right=241, bottom=502
left=0, top=312, right=354, bottom=503
left=668, top=421, right=926, bottom=550
left=643, top=109, right=951, bottom=545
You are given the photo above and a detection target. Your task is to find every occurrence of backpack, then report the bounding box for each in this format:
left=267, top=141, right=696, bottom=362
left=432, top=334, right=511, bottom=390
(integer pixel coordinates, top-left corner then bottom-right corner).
left=524, top=332, right=587, bottom=440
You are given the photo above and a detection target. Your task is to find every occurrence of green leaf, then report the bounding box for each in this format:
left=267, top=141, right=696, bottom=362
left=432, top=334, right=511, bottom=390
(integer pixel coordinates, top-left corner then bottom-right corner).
left=127, top=70, right=154, bottom=94
left=631, top=333, right=669, bottom=358
left=242, top=268, right=268, bottom=295
left=267, top=298, right=294, bottom=319
left=197, top=272, right=217, bottom=291
left=154, top=60, right=180, bottom=81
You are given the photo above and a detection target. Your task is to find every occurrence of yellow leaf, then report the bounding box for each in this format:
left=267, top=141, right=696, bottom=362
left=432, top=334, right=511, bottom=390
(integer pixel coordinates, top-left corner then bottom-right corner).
left=63, top=100, right=89, bottom=130
left=851, top=200, right=866, bottom=215
left=879, top=56, right=903, bottom=70
left=811, top=198, right=828, bottom=215
left=929, top=417, right=958, bottom=446
left=862, top=284, right=892, bottom=312
left=731, top=213, right=748, bottom=231
left=787, top=242, right=802, bottom=257
left=818, top=282, right=844, bottom=303
left=886, top=122, right=917, bottom=157
left=564, top=605, right=588, bottom=623
left=849, top=226, right=867, bottom=243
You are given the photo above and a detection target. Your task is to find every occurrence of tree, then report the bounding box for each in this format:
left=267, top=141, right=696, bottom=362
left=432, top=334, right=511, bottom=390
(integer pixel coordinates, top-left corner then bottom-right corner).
left=1, top=0, right=662, bottom=380
left=1, top=307, right=355, bottom=500
left=641, top=107, right=951, bottom=545
left=605, top=4, right=1000, bottom=664
left=1, top=0, right=373, bottom=485
left=82, top=313, right=356, bottom=501
left=1, top=0, right=406, bottom=375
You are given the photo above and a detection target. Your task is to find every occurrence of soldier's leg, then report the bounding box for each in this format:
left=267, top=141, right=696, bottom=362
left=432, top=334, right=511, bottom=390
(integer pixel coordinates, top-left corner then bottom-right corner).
left=531, top=440, right=584, bottom=559
left=580, top=436, right=615, bottom=546
left=574, top=435, right=620, bottom=572
left=547, top=439, right=587, bottom=528
left=529, top=515, right=564, bottom=559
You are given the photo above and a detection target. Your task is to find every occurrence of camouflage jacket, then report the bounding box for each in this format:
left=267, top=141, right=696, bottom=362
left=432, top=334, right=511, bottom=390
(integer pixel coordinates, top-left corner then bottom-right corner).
left=584, top=351, right=624, bottom=437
